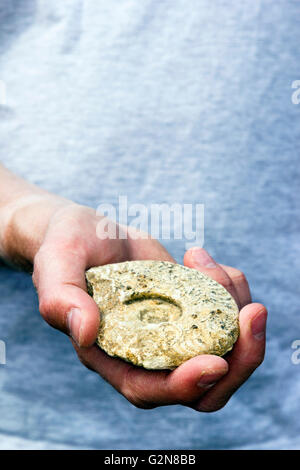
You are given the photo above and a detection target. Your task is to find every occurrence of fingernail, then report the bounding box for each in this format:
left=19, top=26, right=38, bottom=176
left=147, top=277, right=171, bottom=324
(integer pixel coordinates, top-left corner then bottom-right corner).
left=191, top=248, right=217, bottom=268
left=197, top=369, right=227, bottom=389
left=67, top=307, right=83, bottom=346
left=251, top=311, right=267, bottom=340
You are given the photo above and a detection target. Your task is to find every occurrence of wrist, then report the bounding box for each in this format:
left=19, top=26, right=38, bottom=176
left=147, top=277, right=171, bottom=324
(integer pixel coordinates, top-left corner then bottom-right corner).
left=0, top=193, right=71, bottom=271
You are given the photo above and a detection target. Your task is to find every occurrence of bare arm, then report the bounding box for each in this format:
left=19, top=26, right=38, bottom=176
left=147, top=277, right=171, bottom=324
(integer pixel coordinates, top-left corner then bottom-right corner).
left=0, top=163, right=71, bottom=269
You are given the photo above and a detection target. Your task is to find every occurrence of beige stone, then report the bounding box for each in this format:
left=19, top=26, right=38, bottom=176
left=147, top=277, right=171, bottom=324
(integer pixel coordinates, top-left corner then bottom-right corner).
left=85, top=260, right=239, bottom=370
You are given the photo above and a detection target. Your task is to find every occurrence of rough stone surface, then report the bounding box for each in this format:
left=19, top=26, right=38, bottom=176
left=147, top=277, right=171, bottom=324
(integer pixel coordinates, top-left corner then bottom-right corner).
left=85, top=260, right=239, bottom=370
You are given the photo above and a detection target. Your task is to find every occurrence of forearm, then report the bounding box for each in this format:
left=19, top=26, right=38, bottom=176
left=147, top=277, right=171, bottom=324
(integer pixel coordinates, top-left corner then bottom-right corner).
left=0, top=164, right=70, bottom=270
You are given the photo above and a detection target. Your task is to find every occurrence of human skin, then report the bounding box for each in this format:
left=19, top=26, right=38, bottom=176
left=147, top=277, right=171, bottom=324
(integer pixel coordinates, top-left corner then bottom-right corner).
left=0, top=163, right=267, bottom=412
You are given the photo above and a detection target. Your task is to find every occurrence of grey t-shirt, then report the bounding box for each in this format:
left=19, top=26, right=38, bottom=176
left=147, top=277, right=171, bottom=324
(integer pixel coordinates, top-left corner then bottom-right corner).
left=0, top=0, right=299, bottom=449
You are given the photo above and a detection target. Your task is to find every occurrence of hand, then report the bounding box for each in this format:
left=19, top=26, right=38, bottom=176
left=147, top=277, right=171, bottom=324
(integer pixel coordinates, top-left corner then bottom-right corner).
left=30, top=202, right=267, bottom=412
left=183, top=247, right=267, bottom=411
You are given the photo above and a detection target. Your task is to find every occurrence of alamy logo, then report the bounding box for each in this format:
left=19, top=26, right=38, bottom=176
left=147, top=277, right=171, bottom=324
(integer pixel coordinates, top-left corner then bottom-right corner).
left=291, top=340, right=300, bottom=365
left=291, top=80, right=300, bottom=105
left=96, top=196, right=205, bottom=250
left=0, top=80, right=7, bottom=106
left=0, top=340, right=6, bottom=365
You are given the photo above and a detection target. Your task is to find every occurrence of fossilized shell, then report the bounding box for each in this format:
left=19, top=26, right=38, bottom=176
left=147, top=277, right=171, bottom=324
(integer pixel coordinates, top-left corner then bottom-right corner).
left=85, top=260, right=239, bottom=370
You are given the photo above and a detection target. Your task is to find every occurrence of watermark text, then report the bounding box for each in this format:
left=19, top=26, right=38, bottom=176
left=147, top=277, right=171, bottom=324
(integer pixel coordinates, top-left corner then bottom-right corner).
left=96, top=196, right=204, bottom=250
left=0, top=340, right=6, bottom=365
left=291, top=80, right=300, bottom=105
left=0, top=80, right=7, bottom=106
left=291, top=340, right=300, bottom=365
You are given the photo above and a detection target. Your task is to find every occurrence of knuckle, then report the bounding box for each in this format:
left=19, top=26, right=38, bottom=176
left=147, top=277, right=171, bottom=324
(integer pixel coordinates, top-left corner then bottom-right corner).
left=32, top=247, right=48, bottom=283
left=197, top=397, right=230, bottom=413
left=251, top=354, right=265, bottom=369
left=38, top=296, right=54, bottom=323
left=129, top=397, right=154, bottom=410
left=35, top=234, right=87, bottom=266
left=201, top=404, right=225, bottom=413
left=32, top=252, right=42, bottom=277
left=235, top=351, right=265, bottom=370
left=250, top=350, right=265, bottom=368
left=197, top=389, right=236, bottom=413
left=38, top=298, right=49, bottom=320
left=234, top=270, right=248, bottom=285
left=121, top=370, right=155, bottom=410
left=59, top=236, right=87, bottom=259
left=76, top=352, right=96, bottom=372
left=122, top=385, right=149, bottom=409
left=31, top=270, right=38, bottom=290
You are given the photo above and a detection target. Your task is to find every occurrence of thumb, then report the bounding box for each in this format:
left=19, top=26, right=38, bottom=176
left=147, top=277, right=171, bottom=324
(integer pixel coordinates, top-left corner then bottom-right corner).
left=33, top=244, right=100, bottom=347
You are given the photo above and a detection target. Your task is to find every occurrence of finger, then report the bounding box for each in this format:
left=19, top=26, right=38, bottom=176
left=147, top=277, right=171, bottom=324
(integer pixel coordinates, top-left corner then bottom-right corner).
left=183, top=247, right=241, bottom=307
left=194, top=303, right=267, bottom=412
left=33, top=241, right=100, bottom=347
left=72, top=342, right=229, bottom=408
left=219, top=264, right=252, bottom=307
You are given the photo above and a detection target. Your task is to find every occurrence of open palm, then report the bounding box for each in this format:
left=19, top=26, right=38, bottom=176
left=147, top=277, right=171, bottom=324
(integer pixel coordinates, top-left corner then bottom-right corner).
left=32, top=203, right=267, bottom=412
